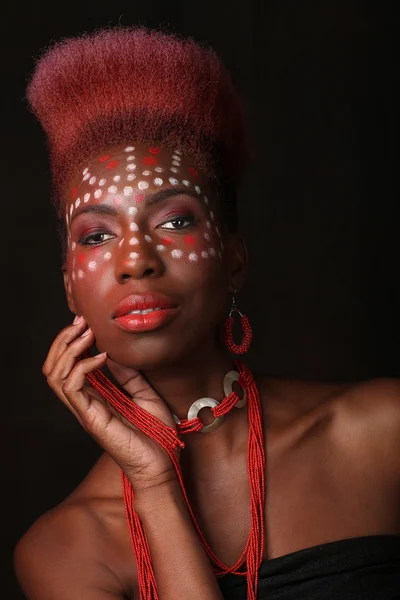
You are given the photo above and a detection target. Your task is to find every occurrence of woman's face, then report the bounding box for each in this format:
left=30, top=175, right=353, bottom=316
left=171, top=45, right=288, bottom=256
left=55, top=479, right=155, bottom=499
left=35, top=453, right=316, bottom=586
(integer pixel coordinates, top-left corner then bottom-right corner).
left=63, top=143, right=245, bottom=369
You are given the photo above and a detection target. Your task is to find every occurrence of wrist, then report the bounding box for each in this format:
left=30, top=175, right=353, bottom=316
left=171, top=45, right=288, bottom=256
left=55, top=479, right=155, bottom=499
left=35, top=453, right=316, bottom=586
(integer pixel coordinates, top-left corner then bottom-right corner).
left=133, top=477, right=183, bottom=516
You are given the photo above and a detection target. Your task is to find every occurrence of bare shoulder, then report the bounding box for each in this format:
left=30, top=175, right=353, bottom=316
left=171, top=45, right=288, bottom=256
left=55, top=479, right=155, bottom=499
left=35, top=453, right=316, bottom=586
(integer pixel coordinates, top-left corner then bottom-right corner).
left=14, top=498, right=130, bottom=600
left=333, top=376, right=400, bottom=476
left=337, top=376, right=400, bottom=424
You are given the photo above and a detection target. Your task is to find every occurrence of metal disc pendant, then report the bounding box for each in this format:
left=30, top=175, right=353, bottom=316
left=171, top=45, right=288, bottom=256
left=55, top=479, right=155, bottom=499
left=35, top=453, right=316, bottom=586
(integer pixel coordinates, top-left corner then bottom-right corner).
left=187, top=397, right=224, bottom=433
left=223, top=370, right=247, bottom=408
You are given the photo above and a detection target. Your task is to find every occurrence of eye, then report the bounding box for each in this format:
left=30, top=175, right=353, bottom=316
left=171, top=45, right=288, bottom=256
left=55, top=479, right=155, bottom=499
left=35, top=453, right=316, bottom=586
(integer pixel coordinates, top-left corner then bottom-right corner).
left=79, top=231, right=116, bottom=246
left=159, top=215, right=196, bottom=231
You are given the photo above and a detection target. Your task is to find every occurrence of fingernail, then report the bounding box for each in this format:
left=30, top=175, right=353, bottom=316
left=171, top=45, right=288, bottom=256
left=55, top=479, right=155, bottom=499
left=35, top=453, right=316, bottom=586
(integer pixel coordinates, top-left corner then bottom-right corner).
left=73, top=315, right=84, bottom=324
left=82, top=327, right=92, bottom=336
left=96, top=352, right=107, bottom=359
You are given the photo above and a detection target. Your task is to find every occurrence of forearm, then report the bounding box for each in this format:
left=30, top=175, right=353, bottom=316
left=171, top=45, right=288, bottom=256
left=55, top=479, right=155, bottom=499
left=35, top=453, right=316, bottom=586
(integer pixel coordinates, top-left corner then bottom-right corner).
left=134, top=481, right=223, bottom=600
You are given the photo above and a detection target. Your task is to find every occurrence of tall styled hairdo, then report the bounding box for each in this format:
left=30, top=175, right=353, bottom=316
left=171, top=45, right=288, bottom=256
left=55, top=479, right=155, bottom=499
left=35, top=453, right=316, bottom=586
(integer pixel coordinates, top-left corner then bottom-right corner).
left=27, top=26, right=250, bottom=226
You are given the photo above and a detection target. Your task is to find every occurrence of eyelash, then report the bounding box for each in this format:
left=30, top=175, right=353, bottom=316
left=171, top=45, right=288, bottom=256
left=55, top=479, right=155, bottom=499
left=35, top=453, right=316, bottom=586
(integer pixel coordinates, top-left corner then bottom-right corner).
left=79, top=231, right=115, bottom=246
left=159, top=215, right=197, bottom=230
left=78, top=215, right=197, bottom=246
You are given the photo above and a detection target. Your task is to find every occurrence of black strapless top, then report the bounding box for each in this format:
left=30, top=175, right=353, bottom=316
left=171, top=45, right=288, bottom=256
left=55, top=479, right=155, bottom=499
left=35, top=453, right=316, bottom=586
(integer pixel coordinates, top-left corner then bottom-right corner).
left=218, top=535, right=400, bottom=599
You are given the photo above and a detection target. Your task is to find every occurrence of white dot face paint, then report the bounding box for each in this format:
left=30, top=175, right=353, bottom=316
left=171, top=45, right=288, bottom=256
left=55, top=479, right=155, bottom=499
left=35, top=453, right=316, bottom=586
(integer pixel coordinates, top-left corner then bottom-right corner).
left=99, top=178, right=106, bottom=186
left=128, top=207, right=138, bottom=216
left=189, top=253, right=198, bottom=261
left=94, top=189, right=102, bottom=199
left=144, top=235, right=152, bottom=243
left=169, top=178, right=179, bottom=185
left=78, top=270, right=84, bottom=279
left=209, top=248, right=216, bottom=256
left=129, top=237, right=139, bottom=245
left=75, top=198, right=81, bottom=208
left=154, top=178, right=163, bottom=186
left=126, top=163, right=136, bottom=172
left=82, top=167, right=89, bottom=176
left=70, top=204, right=73, bottom=216
left=204, top=196, right=209, bottom=205
left=108, top=185, right=118, bottom=194
left=83, top=173, right=90, bottom=181
left=72, top=272, right=76, bottom=281
left=171, top=249, right=183, bottom=258
left=129, top=222, right=139, bottom=231
left=156, top=244, right=166, bottom=252
left=104, top=252, right=112, bottom=260
left=172, top=161, right=180, bottom=167
left=170, top=167, right=179, bottom=173
left=210, top=211, right=214, bottom=220
left=124, top=186, right=134, bottom=197
left=113, top=175, right=121, bottom=183
left=155, top=167, right=164, bottom=173
left=84, top=193, right=90, bottom=202
left=142, top=170, right=152, bottom=176
left=172, top=155, right=181, bottom=161
left=126, top=155, right=135, bottom=161
left=89, top=176, right=96, bottom=185
left=182, top=180, right=190, bottom=186
left=138, top=181, right=149, bottom=190
left=71, top=242, right=76, bottom=251
left=118, top=238, right=124, bottom=247
left=125, top=146, right=135, bottom=152
left=127, top=174, right=136, bottom=181
left=88, top=261, right=97, bottom=271
left=204, top=232, right=210, bottom=241
left=201, top=250, right=208, bottom=258
left=206, top=221, right=211, bottom=229
left=195, top=186, right=201, bottom=194
left=129, top=252, right=139, bottom=260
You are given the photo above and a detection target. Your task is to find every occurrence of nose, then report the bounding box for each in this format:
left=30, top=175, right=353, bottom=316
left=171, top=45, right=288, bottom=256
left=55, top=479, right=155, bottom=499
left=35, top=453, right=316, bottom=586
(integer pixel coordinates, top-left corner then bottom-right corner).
left=115, top=234, right=165, bottom=283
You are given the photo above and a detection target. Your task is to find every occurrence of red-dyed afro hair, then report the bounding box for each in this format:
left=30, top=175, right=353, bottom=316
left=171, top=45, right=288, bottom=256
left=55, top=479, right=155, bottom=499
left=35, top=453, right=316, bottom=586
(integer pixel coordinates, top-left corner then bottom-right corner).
left=27, top=26, right=250, bottom=210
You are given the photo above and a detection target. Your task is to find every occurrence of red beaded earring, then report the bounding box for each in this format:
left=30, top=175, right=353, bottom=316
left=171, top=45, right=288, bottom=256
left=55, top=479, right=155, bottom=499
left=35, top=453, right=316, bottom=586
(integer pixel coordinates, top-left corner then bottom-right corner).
left=223, top=295, right=253, bottom=354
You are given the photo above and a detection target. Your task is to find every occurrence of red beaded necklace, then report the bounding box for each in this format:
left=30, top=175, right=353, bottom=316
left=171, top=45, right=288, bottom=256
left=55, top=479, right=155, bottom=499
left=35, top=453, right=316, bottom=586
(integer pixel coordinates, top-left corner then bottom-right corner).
left=86, top=360, right=265, bottom=600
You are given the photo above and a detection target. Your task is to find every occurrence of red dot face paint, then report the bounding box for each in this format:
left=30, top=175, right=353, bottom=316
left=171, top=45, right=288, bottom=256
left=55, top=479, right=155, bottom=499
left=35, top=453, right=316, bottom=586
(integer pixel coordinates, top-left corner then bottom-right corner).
left=72, top=187, right=77, bottom=199
left=99, top=155, right=111, bottom=163
left=184, top=235, right=195, bottom=245
left=188, top=167, right=198, bottom=178
left=143, top=155, right=158, bottom=165
left=106, top=159, right=119, bottom=170
left=162, top=237, right=174, bottom=245
left=148, top=147, right=161, bottom=155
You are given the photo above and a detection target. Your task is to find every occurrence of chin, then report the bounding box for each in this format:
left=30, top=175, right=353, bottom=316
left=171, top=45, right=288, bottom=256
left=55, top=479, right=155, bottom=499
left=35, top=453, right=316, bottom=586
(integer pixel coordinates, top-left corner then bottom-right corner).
left=95, top=330, right=194, bottom=372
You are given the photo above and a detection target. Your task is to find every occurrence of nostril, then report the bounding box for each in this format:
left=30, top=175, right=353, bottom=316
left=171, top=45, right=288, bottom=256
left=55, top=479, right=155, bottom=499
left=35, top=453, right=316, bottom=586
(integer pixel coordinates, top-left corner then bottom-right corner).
left=143, top=268, right=155, bottom=277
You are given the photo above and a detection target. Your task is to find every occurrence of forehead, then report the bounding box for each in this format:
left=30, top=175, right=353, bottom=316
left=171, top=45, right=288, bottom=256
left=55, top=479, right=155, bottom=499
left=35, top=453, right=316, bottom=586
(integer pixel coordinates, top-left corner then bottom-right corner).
left=69, top=143, right=209, bottom=198
left=65, top=143, right=214, bottom=223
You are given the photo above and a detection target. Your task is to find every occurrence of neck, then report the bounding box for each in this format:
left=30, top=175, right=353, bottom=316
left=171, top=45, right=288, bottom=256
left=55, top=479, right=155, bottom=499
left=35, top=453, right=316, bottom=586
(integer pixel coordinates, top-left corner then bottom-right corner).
left=142, top=343, right=235, bottom=418
left=140, top=342, right=250, bottom=454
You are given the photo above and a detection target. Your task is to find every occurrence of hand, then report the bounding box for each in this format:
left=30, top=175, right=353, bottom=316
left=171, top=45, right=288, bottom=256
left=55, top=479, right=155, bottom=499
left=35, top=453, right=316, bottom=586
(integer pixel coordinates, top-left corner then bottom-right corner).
left=42, top=316, right=179, bottom=493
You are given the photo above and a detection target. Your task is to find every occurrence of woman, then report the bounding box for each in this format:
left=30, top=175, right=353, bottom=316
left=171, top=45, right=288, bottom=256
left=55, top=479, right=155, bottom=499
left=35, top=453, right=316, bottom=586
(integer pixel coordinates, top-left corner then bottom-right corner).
left=14, top=26, right=400, bottom=600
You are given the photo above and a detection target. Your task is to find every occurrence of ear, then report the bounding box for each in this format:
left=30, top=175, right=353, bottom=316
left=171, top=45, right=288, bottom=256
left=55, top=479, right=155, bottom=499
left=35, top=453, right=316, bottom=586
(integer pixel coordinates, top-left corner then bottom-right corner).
left=226, top=233, right=248, bottom=294
left=62, top=263, right=77, bottom=315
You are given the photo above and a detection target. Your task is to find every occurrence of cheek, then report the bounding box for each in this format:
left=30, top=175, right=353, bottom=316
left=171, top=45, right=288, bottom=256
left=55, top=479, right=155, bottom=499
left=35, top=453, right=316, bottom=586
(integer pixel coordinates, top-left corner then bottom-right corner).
left=67, top=245, right=114, bottom=290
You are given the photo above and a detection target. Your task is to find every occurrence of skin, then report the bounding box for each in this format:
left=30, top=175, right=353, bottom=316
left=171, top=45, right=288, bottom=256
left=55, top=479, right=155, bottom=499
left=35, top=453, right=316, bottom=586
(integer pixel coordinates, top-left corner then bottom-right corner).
left=14, top=143, right=400, bottom=600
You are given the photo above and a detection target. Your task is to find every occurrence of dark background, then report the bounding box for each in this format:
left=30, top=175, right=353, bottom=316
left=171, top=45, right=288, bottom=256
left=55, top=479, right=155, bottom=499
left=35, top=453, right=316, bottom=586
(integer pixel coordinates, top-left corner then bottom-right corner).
left=1, top=2, right=397, bottom=597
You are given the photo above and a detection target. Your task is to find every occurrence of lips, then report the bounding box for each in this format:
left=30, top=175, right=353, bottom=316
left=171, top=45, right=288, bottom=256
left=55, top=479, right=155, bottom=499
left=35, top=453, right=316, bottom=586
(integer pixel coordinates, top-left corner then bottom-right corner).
left=113, top=293, right=177, bottom=318
left=113, top=293, right=179, bottom=333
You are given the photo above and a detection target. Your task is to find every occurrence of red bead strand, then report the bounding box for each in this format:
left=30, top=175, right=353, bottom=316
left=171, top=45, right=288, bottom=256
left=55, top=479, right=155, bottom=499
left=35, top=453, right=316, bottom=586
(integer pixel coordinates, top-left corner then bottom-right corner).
left=86, top=361, right=265, bottom=600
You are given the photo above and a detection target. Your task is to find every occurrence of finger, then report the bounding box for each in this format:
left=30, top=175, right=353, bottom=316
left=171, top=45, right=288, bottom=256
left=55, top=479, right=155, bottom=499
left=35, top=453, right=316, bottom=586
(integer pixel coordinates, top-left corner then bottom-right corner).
left=62, top=352, right=108, bottom=412
left=61, top=353, right=136, bottom=440
left=42, top=316, right=88, bottom=376
left=46, top=328, right=95, bottom=401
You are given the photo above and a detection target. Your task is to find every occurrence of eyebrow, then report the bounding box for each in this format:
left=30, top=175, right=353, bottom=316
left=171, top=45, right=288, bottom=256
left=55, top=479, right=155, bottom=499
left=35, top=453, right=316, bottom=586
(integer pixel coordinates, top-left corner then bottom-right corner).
left=70, top=187, right=202, bottom=222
